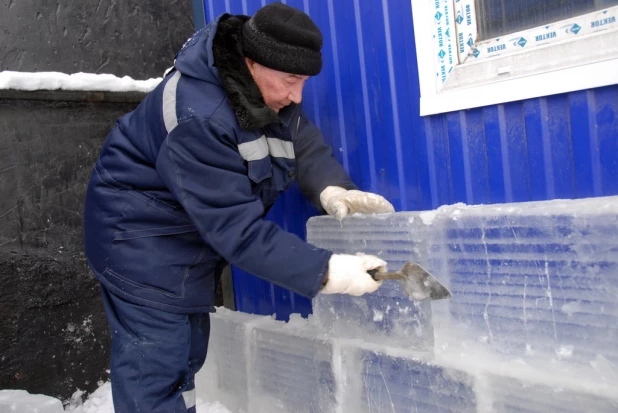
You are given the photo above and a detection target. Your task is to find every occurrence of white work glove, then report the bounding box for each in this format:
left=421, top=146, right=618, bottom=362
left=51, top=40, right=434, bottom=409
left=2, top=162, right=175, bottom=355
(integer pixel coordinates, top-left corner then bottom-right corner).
left=321, top=254, right=387, bottom=296
left=320, top=186, right=395, bottom=220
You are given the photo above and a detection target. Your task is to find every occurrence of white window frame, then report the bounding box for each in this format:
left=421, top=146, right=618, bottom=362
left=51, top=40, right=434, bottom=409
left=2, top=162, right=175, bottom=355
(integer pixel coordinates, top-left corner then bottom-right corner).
left=412, top=0, right=618, bottom=116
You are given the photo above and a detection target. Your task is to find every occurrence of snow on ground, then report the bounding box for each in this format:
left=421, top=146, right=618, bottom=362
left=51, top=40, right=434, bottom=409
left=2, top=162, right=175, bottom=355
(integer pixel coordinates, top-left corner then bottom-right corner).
left=0, top=389, right=64, bottom=413
left=0, top=382, right=232, bottom=413
left=0, top=71, right=162, bottom=93
left=64, top=382, right=232, bottom=413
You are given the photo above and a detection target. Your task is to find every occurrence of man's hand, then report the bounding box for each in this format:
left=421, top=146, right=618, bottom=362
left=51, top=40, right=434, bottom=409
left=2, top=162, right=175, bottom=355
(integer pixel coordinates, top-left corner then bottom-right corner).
left=321, top=254, right=386, bottom=296
left=320, top=186, right=395, bottom=220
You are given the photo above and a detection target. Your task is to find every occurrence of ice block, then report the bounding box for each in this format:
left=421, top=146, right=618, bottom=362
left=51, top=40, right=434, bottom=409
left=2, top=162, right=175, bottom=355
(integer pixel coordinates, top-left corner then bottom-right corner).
left=207, top=308, right=269, bottom=413
left=429, top=198, right=618, bottom=366
left=307, top=213, right=434, bottom=348
left=339, top=346, right=477, bottom=413
left=486, top=374, right=618, bottom=413
left=248, top=315, right=336, bottom=413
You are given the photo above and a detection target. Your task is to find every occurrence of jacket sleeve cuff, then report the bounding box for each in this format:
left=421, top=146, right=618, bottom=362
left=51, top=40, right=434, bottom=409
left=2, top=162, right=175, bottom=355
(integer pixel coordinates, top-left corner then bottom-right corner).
left=305, top=249, right=333, bottom=299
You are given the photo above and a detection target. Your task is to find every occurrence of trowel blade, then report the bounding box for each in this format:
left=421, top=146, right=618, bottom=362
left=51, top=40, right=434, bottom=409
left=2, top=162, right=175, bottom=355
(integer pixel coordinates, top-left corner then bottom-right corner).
left=370, top=261, right=451, bottom=301
left=398, top=261, right=451, bottom=301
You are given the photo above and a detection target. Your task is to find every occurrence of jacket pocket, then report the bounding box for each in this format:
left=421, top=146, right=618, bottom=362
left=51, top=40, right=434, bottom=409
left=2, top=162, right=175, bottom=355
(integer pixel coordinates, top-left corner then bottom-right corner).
left=270, top=156, right=296, bottom=192
left=107, top=224, right=212, bottom=300
left=247, top=157, right=272, bottom=184
left=113, top=225, right=197, bottom=241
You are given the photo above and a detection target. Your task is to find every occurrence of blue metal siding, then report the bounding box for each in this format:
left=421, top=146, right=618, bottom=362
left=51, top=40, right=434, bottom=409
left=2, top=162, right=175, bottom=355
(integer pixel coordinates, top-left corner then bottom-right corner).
left=199, top=0, right=618, bottom=320
left=192, top=0, right=206, bottom=29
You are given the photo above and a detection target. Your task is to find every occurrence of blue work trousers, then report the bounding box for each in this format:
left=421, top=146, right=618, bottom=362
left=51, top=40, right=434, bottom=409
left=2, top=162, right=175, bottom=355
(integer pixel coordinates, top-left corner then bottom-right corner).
left=100, top=286, right=210, bottom=412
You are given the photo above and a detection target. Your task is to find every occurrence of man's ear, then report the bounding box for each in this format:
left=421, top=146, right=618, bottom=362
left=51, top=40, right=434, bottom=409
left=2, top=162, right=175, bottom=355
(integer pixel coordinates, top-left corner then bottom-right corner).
left=245, top=57, right=256, bottom=69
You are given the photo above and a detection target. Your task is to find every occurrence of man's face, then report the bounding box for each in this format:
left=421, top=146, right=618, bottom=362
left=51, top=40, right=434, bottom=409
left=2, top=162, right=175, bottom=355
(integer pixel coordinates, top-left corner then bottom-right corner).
left=246, top=58, right=309, bottom=113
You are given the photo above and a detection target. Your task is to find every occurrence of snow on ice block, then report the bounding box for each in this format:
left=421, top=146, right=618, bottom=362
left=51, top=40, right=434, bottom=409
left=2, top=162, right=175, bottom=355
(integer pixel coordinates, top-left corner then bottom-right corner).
left=430, top=197, right=618, bottom=366
left=0, top=390, right=63, bottom=413
left=249, top=315, right=336, bottom=413
left=339, top=346, right=476, bottom=413
left=486, top=374, right=618, bottom=413
left=307, top=213, right=434, bottom=348
left=207, top=308, right=269, bottom=413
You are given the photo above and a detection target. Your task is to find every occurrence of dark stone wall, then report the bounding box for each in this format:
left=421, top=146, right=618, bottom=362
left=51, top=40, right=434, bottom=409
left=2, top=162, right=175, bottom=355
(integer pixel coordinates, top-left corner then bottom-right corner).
left=0, top=0, right=195, bottom=402
left=0, top=96, right=141, bottom=401
left=0, top=0, right=195, bottom=79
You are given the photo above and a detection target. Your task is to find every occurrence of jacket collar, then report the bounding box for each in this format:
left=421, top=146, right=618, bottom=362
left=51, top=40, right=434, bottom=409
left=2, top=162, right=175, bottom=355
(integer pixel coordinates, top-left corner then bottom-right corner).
left=212, top=14, right=284, bottom=130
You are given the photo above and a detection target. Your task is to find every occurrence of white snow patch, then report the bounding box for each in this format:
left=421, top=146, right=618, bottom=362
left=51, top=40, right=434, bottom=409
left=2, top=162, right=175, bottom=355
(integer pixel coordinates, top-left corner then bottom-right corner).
left=419, top=202, right=469, bottom=225
left=0, top=389, right=63, bottom=413
left=525, top=344, right=535, bottom=356
left=561, top=301, right=581, bottom=315
left=419, top=210, right=437, bottom=225
left=65, top=382, right=113, bottom=413
left=287, top=312, right=308, bottom=328
left=0, top=71, right=161, bottom=93
left=450, top=209, right=462, bottom=220
left=372, top=309, right=384, bottom=321
left=196, top=401, right=235, bottom=413
left=555, top=345, right=575, bottom=360
left=63, top=381, right=232, bottom=413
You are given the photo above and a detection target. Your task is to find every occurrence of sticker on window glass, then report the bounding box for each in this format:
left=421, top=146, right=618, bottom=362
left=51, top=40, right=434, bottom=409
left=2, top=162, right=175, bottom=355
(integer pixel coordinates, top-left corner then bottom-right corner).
left=467, top=6, right=618, bottom=61
left=432, top=0, right=456, bottom=87
left=454, top=0, right=477, bottom=64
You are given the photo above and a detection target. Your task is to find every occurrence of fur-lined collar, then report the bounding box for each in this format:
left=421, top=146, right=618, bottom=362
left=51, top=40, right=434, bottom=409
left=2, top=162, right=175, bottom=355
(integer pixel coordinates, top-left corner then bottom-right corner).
left=212, top=14, right=280, bottom=130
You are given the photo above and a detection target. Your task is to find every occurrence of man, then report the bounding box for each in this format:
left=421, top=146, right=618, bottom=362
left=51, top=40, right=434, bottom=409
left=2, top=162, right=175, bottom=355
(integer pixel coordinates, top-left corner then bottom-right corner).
left=84, top=2, right=394, bottom=412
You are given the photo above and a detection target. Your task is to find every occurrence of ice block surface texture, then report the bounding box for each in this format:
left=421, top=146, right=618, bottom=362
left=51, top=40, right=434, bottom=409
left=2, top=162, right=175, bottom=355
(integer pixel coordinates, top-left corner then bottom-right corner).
left=307, top=213, right=434, bottom=348
left=487, top=375, right=618, bottom=413
left=308, top=197, right=618, bottom=364
left=429, top=198, right=618, bottom=366
left=307, top=196, right=618, bottom=412
left=206, top=309, right=269, bottom=413
left=339, top=347, right=477, bottom=413
left=194, top=196, right=618, bottom=413
left=249, top=317, right=336, bottom=413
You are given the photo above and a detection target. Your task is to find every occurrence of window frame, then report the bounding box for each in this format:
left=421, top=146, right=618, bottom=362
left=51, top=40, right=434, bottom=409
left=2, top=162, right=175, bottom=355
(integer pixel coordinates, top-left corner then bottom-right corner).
left=412, top=0, right=618, bottom=116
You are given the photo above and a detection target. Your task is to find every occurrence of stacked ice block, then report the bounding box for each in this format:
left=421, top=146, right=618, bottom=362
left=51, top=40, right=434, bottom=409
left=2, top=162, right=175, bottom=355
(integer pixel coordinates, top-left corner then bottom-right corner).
left=430, top=200, right=618, bottom=365
left=196, top=196, right=618, bottom=413
left=307, top=213, right=434, bottom=349
left=205, top=310, right=269, bottom=413
left=338, top=347, right=477, bottom=413
left=197, top=309, right=338, bottom=413
left=486, top=375, right=618, bottom=413
left=249, top=316, right=336, bottom=413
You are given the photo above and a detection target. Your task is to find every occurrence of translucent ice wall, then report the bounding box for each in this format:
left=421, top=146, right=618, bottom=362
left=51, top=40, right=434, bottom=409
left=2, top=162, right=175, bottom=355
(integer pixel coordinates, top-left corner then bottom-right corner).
left=197, top=196, right=618, bottom=413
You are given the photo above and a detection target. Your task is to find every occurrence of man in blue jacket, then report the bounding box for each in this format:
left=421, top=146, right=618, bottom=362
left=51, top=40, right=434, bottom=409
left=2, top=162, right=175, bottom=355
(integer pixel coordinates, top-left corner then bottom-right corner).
left=84, top=2, right=394, bottom=412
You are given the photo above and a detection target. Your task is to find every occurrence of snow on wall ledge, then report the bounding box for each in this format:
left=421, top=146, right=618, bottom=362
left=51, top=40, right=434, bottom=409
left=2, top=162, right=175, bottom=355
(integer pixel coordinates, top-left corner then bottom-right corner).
left=197, top=196, right=618, bottom=413
left=0, top=71, right=162, bottom=93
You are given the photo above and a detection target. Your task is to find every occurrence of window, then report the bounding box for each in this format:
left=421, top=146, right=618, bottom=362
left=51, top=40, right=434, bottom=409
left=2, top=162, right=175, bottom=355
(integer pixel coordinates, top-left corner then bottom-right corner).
left=411, top=0, right=618, bottom=115
left=476, top=0, right=618, bottom=40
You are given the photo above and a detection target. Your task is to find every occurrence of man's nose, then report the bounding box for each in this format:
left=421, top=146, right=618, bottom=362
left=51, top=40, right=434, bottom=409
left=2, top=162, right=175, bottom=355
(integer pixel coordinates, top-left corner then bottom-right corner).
left=288, top=81, right=305, bottom=104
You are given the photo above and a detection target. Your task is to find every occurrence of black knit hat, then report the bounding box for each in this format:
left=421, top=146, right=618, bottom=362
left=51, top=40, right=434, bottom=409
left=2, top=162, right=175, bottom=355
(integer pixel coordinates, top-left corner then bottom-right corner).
left=242, top=2, right=323, bottom=76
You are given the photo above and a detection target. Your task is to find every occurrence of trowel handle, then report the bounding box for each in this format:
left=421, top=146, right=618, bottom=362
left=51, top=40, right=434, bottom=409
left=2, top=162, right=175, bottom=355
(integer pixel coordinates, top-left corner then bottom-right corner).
left=368, top=269, right=405, bottom=281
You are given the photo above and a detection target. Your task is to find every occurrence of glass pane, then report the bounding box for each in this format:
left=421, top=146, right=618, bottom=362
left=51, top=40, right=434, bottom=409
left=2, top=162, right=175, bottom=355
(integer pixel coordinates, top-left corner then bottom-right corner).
left=476, top=0, right=618, bottom=40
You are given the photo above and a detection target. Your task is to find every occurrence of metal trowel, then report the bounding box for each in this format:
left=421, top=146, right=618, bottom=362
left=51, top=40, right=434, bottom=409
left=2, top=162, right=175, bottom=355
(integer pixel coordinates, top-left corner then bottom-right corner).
left=368, top=261, right=452, bottom=301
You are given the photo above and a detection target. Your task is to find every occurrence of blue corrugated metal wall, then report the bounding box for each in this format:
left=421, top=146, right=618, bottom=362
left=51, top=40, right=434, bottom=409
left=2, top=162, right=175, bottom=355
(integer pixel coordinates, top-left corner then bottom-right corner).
left=198, top=0, right=618, bottom=320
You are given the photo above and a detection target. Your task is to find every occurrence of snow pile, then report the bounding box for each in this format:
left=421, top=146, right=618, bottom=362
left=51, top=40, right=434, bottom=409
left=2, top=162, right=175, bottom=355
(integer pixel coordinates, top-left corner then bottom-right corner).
left=0, top=389, right=63, bottom=413
left=0, top=71, right=161, bottom=93
left=196, top=401, right=234, bottom=413
left=64, top=382, right=232, bottom=413
left=0, top=382, right=232, bottom=413
left=65, top=383, right=113, bottom=413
